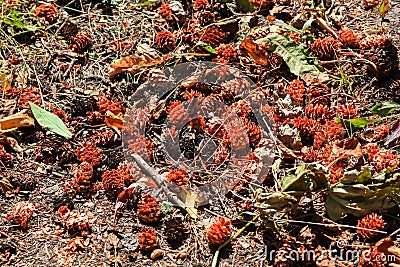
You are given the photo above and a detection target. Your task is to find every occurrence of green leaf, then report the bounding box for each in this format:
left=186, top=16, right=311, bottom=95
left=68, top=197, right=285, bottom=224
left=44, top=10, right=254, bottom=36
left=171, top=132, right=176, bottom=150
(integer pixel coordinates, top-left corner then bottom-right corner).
left=263, top=33, right=322, bottom=76
left=302, top=18, right=314, bottom=31
left=274, top=20, right=301, bottom=33
left=282, top=164, right=328, bottom=193
left=340, top=167, right=372, bottom=184
left=29, top=102, right=73, bottom=139
left=197, top=41, right=217, bottom=55
left=345, top=117, right=381, bottom=130
left=379, top=0, right=390, bottom=18
left=371, top=102, right=400, bottom=116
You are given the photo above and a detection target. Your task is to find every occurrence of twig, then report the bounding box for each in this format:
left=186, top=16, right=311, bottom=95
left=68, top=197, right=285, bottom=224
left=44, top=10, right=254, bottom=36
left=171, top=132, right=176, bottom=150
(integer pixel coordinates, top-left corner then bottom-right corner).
left=131, top=153, right=186, bottom=207
left=211, top=214, right=260, bottom=267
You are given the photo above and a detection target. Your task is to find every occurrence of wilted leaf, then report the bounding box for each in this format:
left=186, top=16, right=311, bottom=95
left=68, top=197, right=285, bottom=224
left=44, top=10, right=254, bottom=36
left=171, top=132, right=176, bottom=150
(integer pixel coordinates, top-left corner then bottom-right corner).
left=282, top=163, right=328, bottom=193
left=239, top=38, right=269, bottom=65
left=0, top=177, right=13, bottom=193
left=371, top=102, right=400, bottom=116
left=105, top=110, right=124, bottom=130
left=0, top=73, right=12, bottom=92
left=385, top=119, right=400, bottom=145
left=255, top=190, right=297, bottom=218
left=29, top=103, right=73, bottom=139
left=340, top=167, right=371, bottom=184
left=379, top=0, right=390, bottom=18
left=0, top=110, right=34, bottom=132
left=262, top=33, right=322, bottom=76
left=183, top=190, right=199, bottom=219
left=109, top=54, right=170, bottom=76
left=331, top=138, right=363, bottom=159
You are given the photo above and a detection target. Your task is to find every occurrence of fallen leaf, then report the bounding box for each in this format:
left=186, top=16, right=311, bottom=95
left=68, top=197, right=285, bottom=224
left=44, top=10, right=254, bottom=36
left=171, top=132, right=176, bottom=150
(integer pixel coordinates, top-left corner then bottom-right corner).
left=0, top=110, right=34, bottom=132
left=239, top=39, right=269, bottom=65
left=104, top=110, right=124, bottom=130
left=0, top=177, right=13, bottom=193
left=109, top=54, right=170, bottom=76
left=379, top=0, right=390, bottom=18
left=183, top=190, right=199, bottom=219
left=331, top=138, right=363, bottom=159
left=0, top=72, right=12, bottom=92
left=29, top=103, right=73, bottom=139
left=0, top=136, right=23, bottom=153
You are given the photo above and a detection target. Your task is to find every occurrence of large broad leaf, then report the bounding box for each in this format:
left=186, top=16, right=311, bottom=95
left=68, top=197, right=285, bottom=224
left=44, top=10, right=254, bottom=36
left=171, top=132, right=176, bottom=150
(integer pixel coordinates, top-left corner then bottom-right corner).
left=371, top=102, right=400, bottom=116
left=262, top=33, right=322, bottom=76
left=340, top=167, right=372, bottom=184
left=282, top=163, right=328, bottom=193
left=29, top=103, right=73, bottom=139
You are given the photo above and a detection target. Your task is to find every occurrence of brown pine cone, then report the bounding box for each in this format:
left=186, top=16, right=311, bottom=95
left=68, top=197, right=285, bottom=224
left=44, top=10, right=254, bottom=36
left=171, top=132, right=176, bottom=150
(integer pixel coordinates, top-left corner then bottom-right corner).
left=214, top=44, right=238, bottom=64
left=362, top=0, right=381, bottom=8
left=155, top=30, right=176, bottom=51
left=73, top=162, right=93, bottom=193
left=241, top=117, right=262, bottom=145
left=76, top=141, right=102, bottom=167
left=286, top=79, right=305, bottom=103
left=168, top=101, right=189, bottom=126
left=0, top=144, right=12, bottom=164
left=6, top=202, right=36, bottom=229
left=193, top=0, right=211, bottom=11
left=102, top=169, right=125, bottom=197
left=137, top=195, right=162, bottom=223
left=360, top=34, right=393, bottom=49
left=158, top=2, right=172, bottom=19
left=166, top=168, right=189, bottom=186
left=138, top=228, right=158, bottom=250
left=200, top=26, right=225, bottom=48
left=206, top=217, right=232, bottom=245
left=18, top=86, right=42, bottom=109
left=68, top=32, right=93, bottom=53
left=310, top=38, right=340, bottom=59
left=337, top=28, right=360, bottom=48
left=34, top=3, right=58, bottom=25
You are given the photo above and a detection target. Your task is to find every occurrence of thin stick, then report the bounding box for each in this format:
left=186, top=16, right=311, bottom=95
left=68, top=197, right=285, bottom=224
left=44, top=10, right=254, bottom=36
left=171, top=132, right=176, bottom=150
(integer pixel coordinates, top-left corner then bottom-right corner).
left=211, top=214, right=260, bottom=267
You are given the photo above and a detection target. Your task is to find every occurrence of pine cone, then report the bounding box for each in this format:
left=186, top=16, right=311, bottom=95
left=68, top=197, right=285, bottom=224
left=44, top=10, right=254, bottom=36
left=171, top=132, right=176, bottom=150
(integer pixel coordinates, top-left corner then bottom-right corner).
left=361, top=46, right=399, bottom=79
left=165, top=214, right=189, bottom=246
left=0, top=144, right=12, bottom=164
left=34, top=3, right=58, bottom=25
left=56, top=206, right=92, bottom=234
left=250, top=0, right=273, bottom=9
left=323, top=120, right=344, bottom=140
left=306, top=81, right=331, bottom=105
left=305, top=103, right=333, bottom=122
left=168, top=101, right=189, bottom=126
left=360, top=34, right=393, bottom=49
left=98, top=94, right=121, bottom=113
left=102, top=169, right=125, bottom=197
left=68, top=32, right=93, bottom=53
left=200, top=26, right=224, bottom=48
left=137, top=194, right=161, bottom=223
left=6, top=202, right=36, bottom=229
left=364, top=143, right=399, bottom=171
left=18, top=86, right=42, bottom=109
left=158, top=2, right=172, bottom=19
left=73, top=162, right=93, bottom=193
left=138, top=228, right=158, bottom=251
left=373, top=124, right=391, bottom=140
left=214, top=44, right=238, bottom=64
left=336, top=104, right=358, bottom=118
left=241, top=117, right=262, bottom=145
left=362, top=0, right=381, bottom=8
left=76, top=141, right=102, bottom=167
left=90, top=130, right=117, bottom=147
left=357, top=213, right=386, bottom=239
left=286, top=79, right=305, bottom=103
left=193, top=0, right=211, bottom=11
left=206, top=217, right=232, bottom=245
left=311, top=38, right=340, bottom=59
left=221, top=78, right=251, bottom=97
left=166, top=168, right=189, bottom=186
left=155, top=30, right=176, bottom=51
left=338, top=28, right=360, bottom=48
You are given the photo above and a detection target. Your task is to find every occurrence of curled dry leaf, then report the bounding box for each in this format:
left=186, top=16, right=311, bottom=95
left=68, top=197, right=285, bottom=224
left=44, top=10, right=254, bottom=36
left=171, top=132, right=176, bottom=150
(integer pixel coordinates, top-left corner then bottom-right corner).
left=239, top=39, right=269, bottom=65
left=109, top=54, right=170, bottom=76
left=104, top=110, right=124, bottom=130
left=0, top=110, right=34, bottom=133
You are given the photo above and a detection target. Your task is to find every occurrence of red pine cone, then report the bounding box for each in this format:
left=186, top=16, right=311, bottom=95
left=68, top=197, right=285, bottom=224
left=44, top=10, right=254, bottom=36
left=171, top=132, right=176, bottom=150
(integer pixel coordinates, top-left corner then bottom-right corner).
left=137, top=194, right=162, bottom=223
left=168, top=101, right=189, bottom=126
left=200, top=26, right=225, bottom=48
left=306, top=81, right=331, bottom=105
left=221, top=78, right=251, bottom=97
left=138, top=228, right=158, bottom=250
left=373, top=124, right=391, bottom=140
left=68, top=32, right=93, bottom=53
left=166, top=168, right=189, bottom=186
left=313, top=131, right=326, bottom=149
left=364, top=143, right=399, bottom=171
left=181, top=19, right=202, bottom=45
left=242, top=117, right=262, bottom=145
left=206, top=217, right=232, bottom=245
left=102, top=169, right=125, bottom=197
left=338, top=28, right=360, bottom=48
left=76, top=141, right=102, bottom=167
left=230, top=100, right=252, bottom=117
left=98, top=94, right=121, bottom=113
left=73, top=162, right=93, bottom=193
left=156, top=30, right=176, bottom=51
left=158, top=2, right=172, bottom=19
left=286, top=79, right=305, bottom=103
left=360, top=34, right=393, bottom=49
left=214, top=44, right=238, bottom=64
left=305, top=103, right=333, bottom=122
left=362, top=0, right=381, bottom=8
left=193, top=0, right=211, bottom=11
left=357, top=213, right=386, bottom=239
left=292, top=117, right=320, bottom=137
left=323, top=120, right=344, bottom=140
left=56, top=206, right=92, bottom=234
left=18, top=87, right=42, bottom=109
left=287, top=31, right=301, bottom=44
left=336, top=104, right=358, bottom=118
left=6, top=202, right=36, bottom=229
left=128, top=134, right=154, bottom=159
left=311, top=38, right=340, bottom=59
left=34, top=3, right=58, bottom=25
left=0, top=144, right=12, bottom=164
left=328, top=161, right=344, bottom=184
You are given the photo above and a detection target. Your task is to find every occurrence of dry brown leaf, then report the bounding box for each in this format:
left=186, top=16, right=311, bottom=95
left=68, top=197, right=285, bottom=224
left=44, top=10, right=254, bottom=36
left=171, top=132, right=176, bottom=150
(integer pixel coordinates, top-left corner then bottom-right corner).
left=331, top=138, right=362, bottom=159
left=0, top=110, right=34, bottom=132
left=0, top=136, right=23, bottom=153
left=109, top=54, right=170, bottom=76
left=104, top=110, right=124, bottom=130
left=239, top=39, right=269, bottom=65
left=0, top=72, right=12, bottom=92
